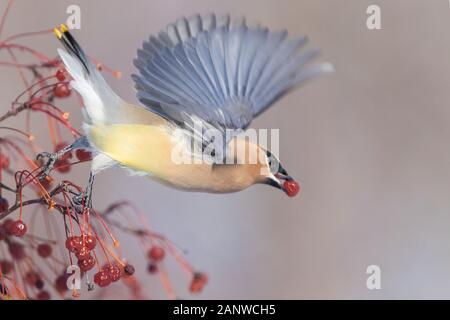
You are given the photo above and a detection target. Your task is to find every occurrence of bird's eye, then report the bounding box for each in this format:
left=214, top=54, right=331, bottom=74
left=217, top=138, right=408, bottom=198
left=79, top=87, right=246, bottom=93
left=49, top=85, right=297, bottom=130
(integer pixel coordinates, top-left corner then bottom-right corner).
left=266, top=151, right=277, bottom=172
left=268, top=157, right=276, bottom=172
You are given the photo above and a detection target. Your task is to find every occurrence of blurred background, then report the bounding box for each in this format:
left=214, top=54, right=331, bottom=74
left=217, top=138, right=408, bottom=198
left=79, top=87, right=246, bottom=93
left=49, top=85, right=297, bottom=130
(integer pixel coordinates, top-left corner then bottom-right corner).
left=1, top=0, right=450, bottom=299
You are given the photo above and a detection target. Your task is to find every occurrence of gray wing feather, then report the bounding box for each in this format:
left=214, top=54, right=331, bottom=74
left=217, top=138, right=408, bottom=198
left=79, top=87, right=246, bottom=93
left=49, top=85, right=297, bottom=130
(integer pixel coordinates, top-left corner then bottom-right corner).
left=133, top=14, right=333, bottom=131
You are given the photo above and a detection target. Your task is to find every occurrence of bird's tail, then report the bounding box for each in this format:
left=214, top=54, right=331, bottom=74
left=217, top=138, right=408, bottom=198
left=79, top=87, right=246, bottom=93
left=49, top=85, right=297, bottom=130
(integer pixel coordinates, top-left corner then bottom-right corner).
left=54, top=24, right=124, bottom=125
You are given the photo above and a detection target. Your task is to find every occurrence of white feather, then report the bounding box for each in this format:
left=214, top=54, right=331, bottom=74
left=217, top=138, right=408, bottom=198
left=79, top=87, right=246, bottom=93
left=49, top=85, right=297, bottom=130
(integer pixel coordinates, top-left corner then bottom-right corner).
left=57, top=49, right=106, bottom=124
left=91, top=153, right=117, bottom=174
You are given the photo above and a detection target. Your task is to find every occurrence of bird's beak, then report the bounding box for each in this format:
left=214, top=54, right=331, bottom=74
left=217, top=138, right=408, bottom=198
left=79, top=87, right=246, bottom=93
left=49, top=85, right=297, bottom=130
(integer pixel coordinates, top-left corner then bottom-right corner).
left=274, top=172, right=300, bottom=197
left=264, top=164, right=300, bottom=197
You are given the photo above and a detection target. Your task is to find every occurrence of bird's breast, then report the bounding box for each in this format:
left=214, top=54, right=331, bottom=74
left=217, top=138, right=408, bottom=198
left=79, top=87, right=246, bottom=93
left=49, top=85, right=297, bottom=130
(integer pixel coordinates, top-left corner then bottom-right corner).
left=88, top=124, right=251, bottom=192
left=89, top=124, right=174, bottom=174
left=89, top=124, right=254, bottom=193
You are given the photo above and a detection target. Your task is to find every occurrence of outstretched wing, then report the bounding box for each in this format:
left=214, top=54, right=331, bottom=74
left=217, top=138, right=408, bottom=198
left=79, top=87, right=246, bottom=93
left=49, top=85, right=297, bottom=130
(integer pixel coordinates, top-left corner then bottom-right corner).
left=132, top=14, right=333, bottom=133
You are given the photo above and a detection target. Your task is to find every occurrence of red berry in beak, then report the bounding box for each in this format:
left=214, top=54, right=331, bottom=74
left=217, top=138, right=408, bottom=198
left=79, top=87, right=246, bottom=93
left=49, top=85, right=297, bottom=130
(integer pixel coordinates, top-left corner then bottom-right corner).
left=283, top=180, right=300, bottom=197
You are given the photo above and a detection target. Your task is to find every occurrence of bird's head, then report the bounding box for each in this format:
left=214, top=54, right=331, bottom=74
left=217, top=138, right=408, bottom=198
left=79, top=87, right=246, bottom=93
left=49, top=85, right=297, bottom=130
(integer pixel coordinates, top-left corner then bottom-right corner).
left=225, top=138, right=300, bottom=197
left=259, top=150, right=300, bottom=197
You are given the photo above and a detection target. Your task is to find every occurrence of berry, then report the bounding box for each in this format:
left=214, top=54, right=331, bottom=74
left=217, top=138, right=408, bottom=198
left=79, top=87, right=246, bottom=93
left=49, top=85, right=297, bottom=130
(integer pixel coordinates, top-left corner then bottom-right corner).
left=3, top=219, right=13, bottom=233
left=283, top=180, right=300, bottom=197
left=147, top=263, right=158, bottom=274
left=29, top=97, right=43, bottom=110
left=0, top=154, right=9, bottom=169
left=55, top=274, right=68, bottom=293
left=25, top=271, right=39, bottom=285
left=36, top=290, right=51, bottom=300
left=75, top=149, right=92, bottom=162
left=148, top=246, right=165, bottom=261
left=123, top=264, right=135, bottom=276
left=54, top=159, right=71, bottom=173
left=189, top=272, right=208, bottom=293
left=65, top=236, right=83, bottom=252
left=35, top=279, right=45, bottom=290
left=106, top=264, right=122, bottom=282
left=55, top=69, right=66, bottom=81
left=8, top=242, right=25, bottom=260
left=74, top=246, right=90, bottom=260
left=83, top=234, right=96, bottom=250
left=0, top=260, right=13, bottom=274
left=37, top=244, right=52, bottom=258
left=9, top=220, right=27, bottom=237
left=77, top=255, right=95, bottom=272
left=54, top=142, right=72, bottom=160
left=53, top=83, right=71, bottom=98
left=0, top=197, right=8, bottom=213
left=94, top=270, right=111, bottom=287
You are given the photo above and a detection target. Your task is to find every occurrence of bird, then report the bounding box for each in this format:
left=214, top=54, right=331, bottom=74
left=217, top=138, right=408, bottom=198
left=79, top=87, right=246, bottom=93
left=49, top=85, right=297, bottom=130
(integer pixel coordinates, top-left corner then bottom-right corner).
left=39, top=15, right=333, bottom=207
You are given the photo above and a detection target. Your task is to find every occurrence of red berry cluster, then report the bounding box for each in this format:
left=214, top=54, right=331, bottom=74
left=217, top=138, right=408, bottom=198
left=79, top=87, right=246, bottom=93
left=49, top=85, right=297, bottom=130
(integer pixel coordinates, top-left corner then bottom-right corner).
left=51, top=142, right=92, bottom=175
left=0, top=217, right=45, bottom=297
left=0, top=6, right=206, bottom=299
left=94, top=264, right=123, bottom=287
left=66, top=234, right=97, bottom=272
left=53, top=69, right=71, bottom=99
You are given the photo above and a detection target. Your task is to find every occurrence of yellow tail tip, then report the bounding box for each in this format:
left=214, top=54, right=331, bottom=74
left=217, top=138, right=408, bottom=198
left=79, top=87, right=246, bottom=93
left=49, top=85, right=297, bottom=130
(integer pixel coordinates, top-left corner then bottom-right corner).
left=60, top=24, right=68, bottom=33
left=53, top=27, right=62, bottom=39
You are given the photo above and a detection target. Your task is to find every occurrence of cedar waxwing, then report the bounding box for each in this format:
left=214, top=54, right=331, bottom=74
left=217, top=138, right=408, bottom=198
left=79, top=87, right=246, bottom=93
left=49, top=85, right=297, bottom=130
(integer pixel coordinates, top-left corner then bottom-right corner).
left=39, top=15, right=333, bottom=207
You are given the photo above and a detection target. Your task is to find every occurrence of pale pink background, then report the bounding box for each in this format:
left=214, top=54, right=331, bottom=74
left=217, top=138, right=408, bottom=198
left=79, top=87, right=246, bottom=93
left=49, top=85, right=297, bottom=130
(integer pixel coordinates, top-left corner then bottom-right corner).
left=1, top=0, right=450, bottom=299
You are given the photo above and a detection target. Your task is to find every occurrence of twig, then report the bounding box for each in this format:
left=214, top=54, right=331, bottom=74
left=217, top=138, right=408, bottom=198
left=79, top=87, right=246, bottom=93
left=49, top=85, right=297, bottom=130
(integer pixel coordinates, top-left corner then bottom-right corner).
left=0, top=183, right=64, bottom=220
left=0, top=182, right=15, bottom=193
left=0, top=103, right=29, bottom=122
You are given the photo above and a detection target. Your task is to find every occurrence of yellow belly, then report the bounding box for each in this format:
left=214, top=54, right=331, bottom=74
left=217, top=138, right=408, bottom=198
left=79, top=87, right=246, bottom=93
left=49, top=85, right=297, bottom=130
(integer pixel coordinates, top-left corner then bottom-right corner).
left=89, top=124, right=211, bottom=191
left=89, top=124, right=257, bottom=193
